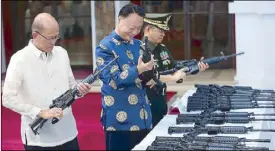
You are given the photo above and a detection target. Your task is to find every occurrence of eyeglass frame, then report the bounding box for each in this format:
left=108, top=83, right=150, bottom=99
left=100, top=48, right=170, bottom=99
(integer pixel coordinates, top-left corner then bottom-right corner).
left=35, top=31, right=60, bottom=44
left=149, top=25, right=167, bottom=34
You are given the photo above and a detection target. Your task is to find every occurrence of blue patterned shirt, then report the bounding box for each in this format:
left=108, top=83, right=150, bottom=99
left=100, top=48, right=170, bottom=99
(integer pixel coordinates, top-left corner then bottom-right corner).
left=95, top=30, right=152, bottom=131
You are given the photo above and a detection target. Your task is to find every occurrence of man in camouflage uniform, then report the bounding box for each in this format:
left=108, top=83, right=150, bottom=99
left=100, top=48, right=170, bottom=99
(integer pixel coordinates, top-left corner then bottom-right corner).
left=142, top=13, right=209, bottom=127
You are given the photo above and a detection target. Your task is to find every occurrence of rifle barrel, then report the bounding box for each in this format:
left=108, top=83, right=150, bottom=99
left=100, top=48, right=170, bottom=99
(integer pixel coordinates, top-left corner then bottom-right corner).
left=254, top=113, right=275, bottom=116
left=253, top=118, right=275, bottom=121
left=251, top=128, right=275, bottom=132
left=246, top=139, right=271, bottom=143
left=224, top=52, right=245, bottom=59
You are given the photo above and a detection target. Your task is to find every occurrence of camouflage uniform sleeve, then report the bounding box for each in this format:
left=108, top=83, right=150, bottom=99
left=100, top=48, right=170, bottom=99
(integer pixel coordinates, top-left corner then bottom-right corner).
left=95, top=43, right=139, bottom=89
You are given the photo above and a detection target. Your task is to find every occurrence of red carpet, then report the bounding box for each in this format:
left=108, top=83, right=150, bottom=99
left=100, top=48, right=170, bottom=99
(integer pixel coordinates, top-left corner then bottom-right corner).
left=1, top=92, right=176, bottom=150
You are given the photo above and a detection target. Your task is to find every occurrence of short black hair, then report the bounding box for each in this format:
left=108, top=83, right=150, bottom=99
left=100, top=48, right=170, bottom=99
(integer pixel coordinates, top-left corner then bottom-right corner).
left=118, top=3, right=145, bottom=18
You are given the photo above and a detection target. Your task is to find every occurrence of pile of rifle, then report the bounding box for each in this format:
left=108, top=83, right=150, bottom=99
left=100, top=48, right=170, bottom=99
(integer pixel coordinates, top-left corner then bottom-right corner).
left=146, top=84, right=275, bottom=151
left=187, top=84, right=275, bottom=112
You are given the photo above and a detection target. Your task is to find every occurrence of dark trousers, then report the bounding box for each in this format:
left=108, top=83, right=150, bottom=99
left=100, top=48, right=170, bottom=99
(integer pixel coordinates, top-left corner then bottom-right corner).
left=105, top=130, right=149, bottom=150
left=24, top=137, right=79, bottom=150
left=150, top=97, right=167, bottom=127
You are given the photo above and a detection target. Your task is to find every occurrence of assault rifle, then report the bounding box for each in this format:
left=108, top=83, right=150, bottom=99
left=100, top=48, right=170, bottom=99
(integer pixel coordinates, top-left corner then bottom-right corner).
left=146, top=129, right=201, bottom=150
left=140, top=36, right=163, bottom=87
left=194, top=85, right=275, bottom=99
left=154, top=135, right=271, bottom=144
left=187, top=102, right=275, bottom=112
left=192, top=87, right=275, bottom=100
left=147, top=142, right=269, bottom=151
left=188, top=96, right=274, bottom=106
left=178, top=111, right=275, bottom=118
left=148, top=134, right=271, bottom=150
left=176, top=116, right=275, bottom=125
left=195, top=84, right=275, bottom=93
left=188, top=95, right=274, bottom=105
left=192, top=93, right=275, bottom=102
left=168, top=126, right=275, bottom=135
left=148, top=135, right=271, bottom=151
left=150, top=140, right=269, bottom=151
left=29, top=55, right=119, bottom=135
left=195, top=84, right=275, bottom=97
left=158, top=51, right=244, bottom=76
left=176, top=111, right=275, bottom=126
left=152, top=141, right=245, bottom=148
left=188, top=87, right=275, bottom=112
left=186, top=95, right=275, bottom=112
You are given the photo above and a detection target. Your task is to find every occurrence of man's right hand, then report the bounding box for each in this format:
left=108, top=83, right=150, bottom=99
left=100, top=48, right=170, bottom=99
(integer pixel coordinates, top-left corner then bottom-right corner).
left=39, top=107, right=63, bottom=119
left=137, top=55, right=154, bottom=74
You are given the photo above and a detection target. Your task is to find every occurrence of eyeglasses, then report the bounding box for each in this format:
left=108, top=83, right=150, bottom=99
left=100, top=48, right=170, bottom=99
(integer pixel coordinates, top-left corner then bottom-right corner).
left=151, top=26, right=166, bottom=34
left=35, top=31, right=60, bottom=44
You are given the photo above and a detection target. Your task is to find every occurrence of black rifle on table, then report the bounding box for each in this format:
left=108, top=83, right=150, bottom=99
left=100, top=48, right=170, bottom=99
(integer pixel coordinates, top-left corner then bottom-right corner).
left=147, top=142, right=269, bottom=151
left=29, top=55, right=119, bottom=135
left=147, top=129, right=201, bottom=150
left=158, top=52, right=244, bottom=81
left=176, top=116, right=275, bottom=125
left=187, top=96, right=274, bottom=107
left=186, top=95, right=275, bottom=112
left=178, top=111, right=275, bottom=118
left=168, top=126, right=275, bottom=135
left=192, top=92, right=275, bottom=102
left=151, top=141, right=246, bottom=149
left=148, top=133, right=270, bottom=151
left=186, top=102, right=275, bottom=112
left=195, top=84, right=275, bottom=97
left=188, top=95, right=274, bottom=106
left=187, top=86, right=275, bottom=112
left=185, top=96, right=275, bottom=125
left=194, top=85, right=275, bottom=101
left=150, top=140, right=269, bottom=151
left=195, top=84, right=275, bottom=93
left=176, top=110, right=275, bottom=126
left=154, top=135, right=271, bottom=145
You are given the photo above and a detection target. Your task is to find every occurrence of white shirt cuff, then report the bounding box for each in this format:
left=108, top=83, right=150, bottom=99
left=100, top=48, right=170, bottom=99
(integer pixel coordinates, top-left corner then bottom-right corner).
left=30, top=107, right=42, bottom=120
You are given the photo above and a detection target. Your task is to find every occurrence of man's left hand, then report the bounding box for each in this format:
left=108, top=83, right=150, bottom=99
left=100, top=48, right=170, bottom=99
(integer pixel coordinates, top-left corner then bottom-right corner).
left=198, top=57, right=209, bottom=71
left=77, top=83, right=92, bottom=96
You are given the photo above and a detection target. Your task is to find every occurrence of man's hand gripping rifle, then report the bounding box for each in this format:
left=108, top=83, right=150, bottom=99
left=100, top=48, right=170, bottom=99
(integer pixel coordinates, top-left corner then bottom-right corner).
left=29, top=55, right=119, bottom=135
left=159, top=51, right=245, bottom=77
